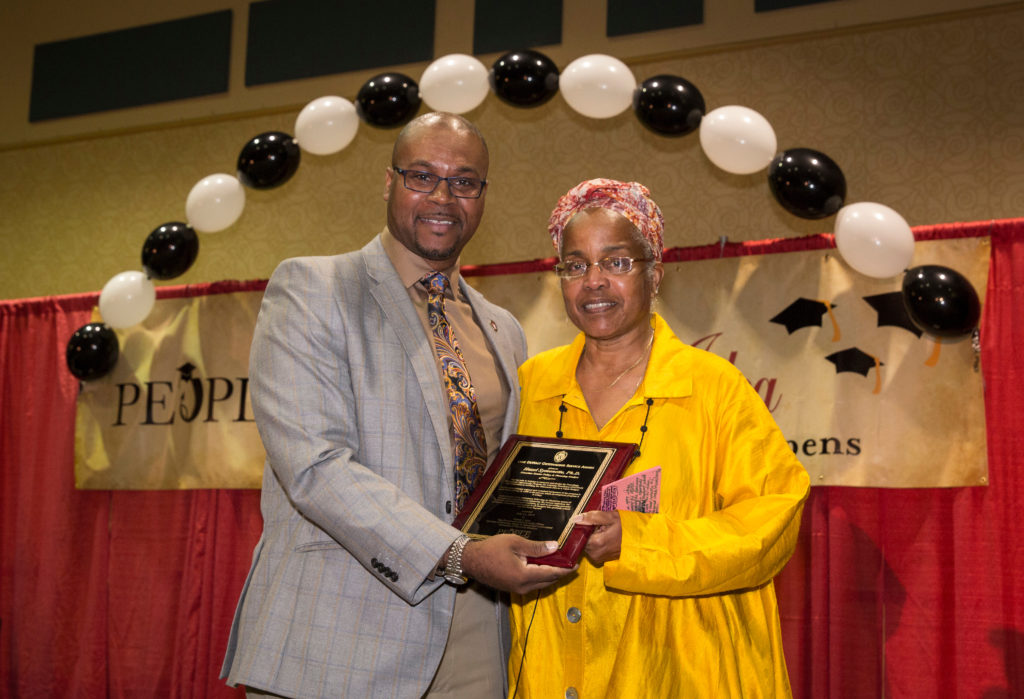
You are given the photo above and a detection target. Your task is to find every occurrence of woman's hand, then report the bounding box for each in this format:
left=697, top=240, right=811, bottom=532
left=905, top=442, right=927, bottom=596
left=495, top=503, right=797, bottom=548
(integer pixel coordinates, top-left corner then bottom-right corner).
left=574, top=510, right=622, bottom=565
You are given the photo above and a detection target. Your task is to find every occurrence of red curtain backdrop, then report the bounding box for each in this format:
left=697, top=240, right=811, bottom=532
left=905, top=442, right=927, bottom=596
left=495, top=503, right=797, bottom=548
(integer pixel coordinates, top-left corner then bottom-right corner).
left=0, top=283, right=264, bottom=698
left=2, top=222, right=1021, bottom=698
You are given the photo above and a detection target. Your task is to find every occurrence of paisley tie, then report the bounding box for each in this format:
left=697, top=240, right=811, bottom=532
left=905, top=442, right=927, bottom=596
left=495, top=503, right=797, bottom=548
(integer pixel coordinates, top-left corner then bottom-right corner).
left=422, top=272, right=488, bottom=512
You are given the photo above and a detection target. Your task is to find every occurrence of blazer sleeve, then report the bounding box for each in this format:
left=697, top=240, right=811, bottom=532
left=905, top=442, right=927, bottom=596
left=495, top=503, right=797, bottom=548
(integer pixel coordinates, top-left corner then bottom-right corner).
left=250, top=256, right=459, bottom=604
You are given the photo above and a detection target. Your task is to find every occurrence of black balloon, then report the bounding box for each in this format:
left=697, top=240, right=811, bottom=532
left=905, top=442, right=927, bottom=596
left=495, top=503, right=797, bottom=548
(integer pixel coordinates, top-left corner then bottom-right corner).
left=767, top=147, right=846, bottom=219
left=66, top=323, right=119, bottom=381
left=356, top=73, right=421, bottom=128
left=489, top=50, right=559, bottom=107
left=141, top=222, right=199, bottom=280
left=632, top=74, right=705, bottom=136
left=237, top=131, right=301, bottom=189
left=902, top=265, right=981, bottom=338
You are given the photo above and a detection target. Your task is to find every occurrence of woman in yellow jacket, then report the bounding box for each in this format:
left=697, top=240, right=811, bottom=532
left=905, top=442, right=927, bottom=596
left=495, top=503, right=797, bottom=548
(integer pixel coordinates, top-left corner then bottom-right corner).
left=508, top=179, right=810, bottom=698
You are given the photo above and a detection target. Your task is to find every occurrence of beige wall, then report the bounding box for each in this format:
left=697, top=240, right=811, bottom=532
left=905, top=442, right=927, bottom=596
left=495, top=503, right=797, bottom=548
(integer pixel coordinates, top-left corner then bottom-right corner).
left=1, top=1, right=1022, bottom=299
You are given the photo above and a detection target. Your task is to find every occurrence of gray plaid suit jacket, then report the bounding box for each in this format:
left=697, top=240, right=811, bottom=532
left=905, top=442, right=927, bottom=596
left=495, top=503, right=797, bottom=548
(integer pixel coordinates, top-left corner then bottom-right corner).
left=222, top=234, right=527, bottom=698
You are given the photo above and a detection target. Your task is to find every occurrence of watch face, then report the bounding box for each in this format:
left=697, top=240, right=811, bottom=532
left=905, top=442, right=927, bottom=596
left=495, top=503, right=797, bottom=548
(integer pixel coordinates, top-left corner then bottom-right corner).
left=444, top=573, right=467, bottom=585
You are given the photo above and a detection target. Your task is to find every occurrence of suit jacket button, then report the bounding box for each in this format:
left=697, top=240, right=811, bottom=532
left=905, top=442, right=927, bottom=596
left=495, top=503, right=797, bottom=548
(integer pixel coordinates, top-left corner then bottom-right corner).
left=445, top=501, right=452, bottom=514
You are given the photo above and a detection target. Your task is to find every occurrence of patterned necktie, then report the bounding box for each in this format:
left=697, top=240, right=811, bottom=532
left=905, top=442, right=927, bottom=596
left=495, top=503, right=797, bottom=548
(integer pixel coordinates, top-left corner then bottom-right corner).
left=422, top=272, right=488, bottom=512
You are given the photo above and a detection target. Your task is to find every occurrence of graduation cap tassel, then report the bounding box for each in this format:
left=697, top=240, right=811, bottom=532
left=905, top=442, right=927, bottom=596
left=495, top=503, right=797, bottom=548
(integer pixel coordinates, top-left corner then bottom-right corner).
left=924, top=338, right=942, bottom=368
left=825, top=302, right=841, bottom=342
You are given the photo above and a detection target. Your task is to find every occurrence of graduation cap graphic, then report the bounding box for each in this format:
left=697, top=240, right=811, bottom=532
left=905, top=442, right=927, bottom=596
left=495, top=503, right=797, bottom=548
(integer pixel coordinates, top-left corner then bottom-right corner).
left=177, top=361, right=197, bottom=381
left=825, top=347, right=884, bottom=394
left=770, top=297, right=841, bottom=341
left=863, top=292, right=922, bottom=337
left=863, top=293, right=951, bottom=368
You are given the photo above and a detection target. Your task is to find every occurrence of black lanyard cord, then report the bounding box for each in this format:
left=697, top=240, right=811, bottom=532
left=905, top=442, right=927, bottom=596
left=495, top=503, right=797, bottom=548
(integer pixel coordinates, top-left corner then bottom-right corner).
left=556, top=397, right=654, bottom=457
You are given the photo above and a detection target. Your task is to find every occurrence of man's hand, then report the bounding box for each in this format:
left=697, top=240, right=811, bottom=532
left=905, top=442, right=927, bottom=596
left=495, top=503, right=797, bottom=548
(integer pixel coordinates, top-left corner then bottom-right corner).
left=574, top=510, right=622, bottom=565
left=461, top=534, right=574, bottom=595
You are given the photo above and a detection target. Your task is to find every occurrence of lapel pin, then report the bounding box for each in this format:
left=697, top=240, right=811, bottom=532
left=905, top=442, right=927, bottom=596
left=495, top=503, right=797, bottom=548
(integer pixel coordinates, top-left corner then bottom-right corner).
left=490, top=320, right=498, bottom=332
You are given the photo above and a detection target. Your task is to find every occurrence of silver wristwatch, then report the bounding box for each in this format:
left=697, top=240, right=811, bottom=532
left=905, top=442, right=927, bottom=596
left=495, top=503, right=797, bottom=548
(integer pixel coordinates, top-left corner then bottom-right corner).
left=443, top=534, right=471, bottom=585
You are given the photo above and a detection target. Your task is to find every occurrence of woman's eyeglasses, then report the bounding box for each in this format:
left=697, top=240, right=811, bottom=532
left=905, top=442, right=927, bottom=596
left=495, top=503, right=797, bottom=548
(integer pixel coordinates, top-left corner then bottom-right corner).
left=553, top=256, right=651, bottom=279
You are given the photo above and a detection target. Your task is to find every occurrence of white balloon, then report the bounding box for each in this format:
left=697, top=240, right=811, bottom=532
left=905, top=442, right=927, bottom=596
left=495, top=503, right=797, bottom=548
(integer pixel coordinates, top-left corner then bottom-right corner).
left=185, top=173, right=245, bottom=233
left=294, top=95, right=359, bottom=155
left=559, top=54, right=636, bottom=119
left=99, top=271, right=156, bottom=329
left=834, top=202, right=916, bottom=278
left=698, top=105, right=778, bottom=175
left=419, top=54, right=490, bottom=114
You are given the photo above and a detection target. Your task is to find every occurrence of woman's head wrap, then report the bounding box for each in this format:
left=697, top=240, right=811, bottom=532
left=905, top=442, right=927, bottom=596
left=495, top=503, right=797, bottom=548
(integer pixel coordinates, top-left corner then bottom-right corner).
left=548, top=178, right=665, bottom=261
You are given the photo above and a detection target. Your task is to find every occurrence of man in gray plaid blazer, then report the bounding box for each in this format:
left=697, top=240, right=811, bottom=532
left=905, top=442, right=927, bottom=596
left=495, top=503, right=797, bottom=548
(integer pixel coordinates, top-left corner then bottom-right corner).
left=222, top=113, right=570, bottom=698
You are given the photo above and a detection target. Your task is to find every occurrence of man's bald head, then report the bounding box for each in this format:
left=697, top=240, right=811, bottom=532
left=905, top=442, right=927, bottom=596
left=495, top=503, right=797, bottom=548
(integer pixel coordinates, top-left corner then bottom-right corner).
left=391, top=112, right=489, bottom=170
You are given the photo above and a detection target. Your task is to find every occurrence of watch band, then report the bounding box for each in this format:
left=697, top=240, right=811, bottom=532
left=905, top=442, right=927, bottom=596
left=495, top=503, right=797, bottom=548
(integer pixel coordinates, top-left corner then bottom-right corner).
left=443, top=534, right=471, bottom=585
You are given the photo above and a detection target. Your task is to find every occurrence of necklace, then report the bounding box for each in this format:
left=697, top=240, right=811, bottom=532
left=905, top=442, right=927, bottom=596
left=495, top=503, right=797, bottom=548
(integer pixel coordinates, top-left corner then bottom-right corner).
left=604, top=330, right=655, bottom=389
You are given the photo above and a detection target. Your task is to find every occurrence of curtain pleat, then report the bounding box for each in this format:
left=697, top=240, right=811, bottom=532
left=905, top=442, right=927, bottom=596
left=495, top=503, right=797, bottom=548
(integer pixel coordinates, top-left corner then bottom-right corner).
left=0, top=298, right=110, bottom=696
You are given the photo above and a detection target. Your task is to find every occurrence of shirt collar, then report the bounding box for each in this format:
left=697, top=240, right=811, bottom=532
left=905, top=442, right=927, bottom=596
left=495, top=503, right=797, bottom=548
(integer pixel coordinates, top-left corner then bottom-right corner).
left=381, top=226, right=463, bottom=298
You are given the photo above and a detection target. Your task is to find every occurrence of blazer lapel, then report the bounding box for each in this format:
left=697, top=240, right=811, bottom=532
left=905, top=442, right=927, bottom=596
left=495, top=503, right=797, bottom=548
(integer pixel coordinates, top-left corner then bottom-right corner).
left=362, top=238, right=454, bottom=475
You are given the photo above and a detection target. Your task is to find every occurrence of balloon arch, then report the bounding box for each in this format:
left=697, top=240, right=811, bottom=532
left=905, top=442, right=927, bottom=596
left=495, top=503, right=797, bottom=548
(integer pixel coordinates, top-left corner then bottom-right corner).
left=65, top=49, right=981, bottom=380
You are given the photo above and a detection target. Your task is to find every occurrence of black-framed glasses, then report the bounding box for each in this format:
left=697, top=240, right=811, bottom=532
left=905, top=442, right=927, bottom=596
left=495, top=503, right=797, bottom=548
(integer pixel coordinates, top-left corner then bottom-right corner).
left=553, top=256, right=651, bottom=279
left=392, top=167, right=487, bottom=199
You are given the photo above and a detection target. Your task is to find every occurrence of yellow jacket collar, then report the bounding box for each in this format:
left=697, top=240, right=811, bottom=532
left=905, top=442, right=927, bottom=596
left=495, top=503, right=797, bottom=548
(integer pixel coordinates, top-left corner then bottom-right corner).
left=527, top=313, right=695, bottom=403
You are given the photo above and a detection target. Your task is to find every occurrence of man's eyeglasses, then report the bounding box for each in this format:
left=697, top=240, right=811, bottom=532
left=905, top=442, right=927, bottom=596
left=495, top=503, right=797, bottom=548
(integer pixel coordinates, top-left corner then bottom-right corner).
left=553, top=256, right=651, bottom=279
left=392, top=167, right=487, bottom=199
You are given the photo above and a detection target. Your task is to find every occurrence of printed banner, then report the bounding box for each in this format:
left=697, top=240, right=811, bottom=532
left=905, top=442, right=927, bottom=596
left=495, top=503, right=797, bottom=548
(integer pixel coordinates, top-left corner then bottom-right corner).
left=470, top=237, right=990, bottom=488
left=75, top=289, right=265, bottom=489
left=75, top=237, right=989, bottom=489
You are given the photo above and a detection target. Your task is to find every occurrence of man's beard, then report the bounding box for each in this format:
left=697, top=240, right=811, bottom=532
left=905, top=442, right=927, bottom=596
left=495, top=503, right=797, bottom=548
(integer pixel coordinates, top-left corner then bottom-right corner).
left=414, top=241, right=459, bottom=261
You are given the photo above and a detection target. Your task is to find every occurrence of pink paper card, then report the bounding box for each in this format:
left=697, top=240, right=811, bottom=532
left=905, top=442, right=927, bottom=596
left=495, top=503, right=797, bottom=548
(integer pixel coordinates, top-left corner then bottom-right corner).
left=600, top=466, right=661, bottom=513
